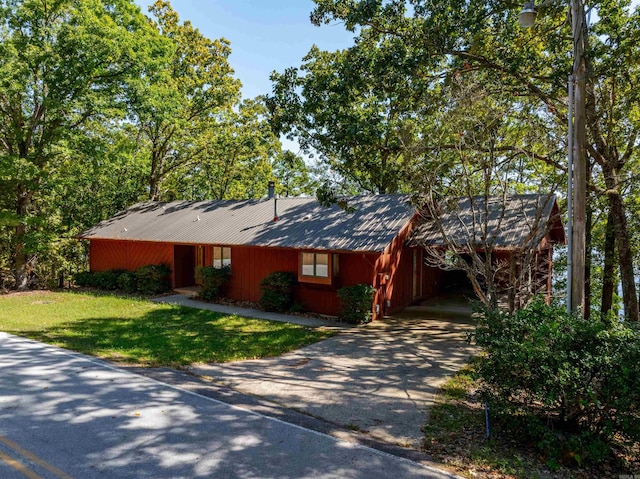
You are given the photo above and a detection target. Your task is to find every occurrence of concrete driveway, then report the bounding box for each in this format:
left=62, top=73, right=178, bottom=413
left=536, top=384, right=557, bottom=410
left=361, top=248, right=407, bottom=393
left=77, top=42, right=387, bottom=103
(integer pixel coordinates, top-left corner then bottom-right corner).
left=190, top=313, right=478, bottom=449
left=0, top=332, right=458, bottom=479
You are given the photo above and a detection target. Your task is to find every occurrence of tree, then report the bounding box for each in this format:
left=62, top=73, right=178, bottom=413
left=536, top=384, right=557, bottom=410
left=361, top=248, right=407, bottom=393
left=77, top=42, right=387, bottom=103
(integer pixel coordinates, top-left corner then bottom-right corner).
left=168, top=98, right=279, bottom=201
left=0, top=0, right=157, bottom=289
left=272, top=150, right=316, bottom=197
left=303, top=0, right=640, bottom=320
left=133, top=0, right=241, bottom=201
left=268, top=30, right=441, bottom=194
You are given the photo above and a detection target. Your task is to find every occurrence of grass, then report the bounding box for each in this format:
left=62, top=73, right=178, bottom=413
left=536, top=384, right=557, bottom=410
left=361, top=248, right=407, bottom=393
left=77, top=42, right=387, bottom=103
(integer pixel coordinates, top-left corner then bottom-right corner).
left=0, top=290, right=334, bottom=367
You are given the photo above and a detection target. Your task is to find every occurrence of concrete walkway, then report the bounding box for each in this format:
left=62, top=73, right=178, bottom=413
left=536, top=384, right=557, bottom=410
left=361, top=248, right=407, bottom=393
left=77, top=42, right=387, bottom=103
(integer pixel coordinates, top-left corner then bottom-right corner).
left=190, top=312, right=478, bottom=449
left=153, top=294, right=354, bottom=330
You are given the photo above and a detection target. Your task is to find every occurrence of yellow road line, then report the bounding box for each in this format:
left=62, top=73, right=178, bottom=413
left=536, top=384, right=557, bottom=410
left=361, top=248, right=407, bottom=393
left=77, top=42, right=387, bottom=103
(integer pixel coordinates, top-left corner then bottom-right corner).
left=0, top=436, right=74, bottom=479
left=0, top=450, right=43, bottom=479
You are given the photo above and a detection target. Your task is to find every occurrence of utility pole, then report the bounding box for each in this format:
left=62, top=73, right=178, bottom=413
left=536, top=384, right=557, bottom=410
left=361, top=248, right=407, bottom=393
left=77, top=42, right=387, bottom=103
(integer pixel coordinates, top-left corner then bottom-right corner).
left=571, top=0, right=587, bottom=315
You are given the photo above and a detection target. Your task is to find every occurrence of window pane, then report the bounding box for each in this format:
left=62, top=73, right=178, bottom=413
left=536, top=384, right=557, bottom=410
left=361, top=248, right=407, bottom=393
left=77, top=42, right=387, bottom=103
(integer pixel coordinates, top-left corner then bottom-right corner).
left=301, top=253, right=314, bottom=276
left=213, top=247, right=222, bottom=268
left=222, top=247, right=231, bottom=267
left=315, top=253, right=329, bottom=277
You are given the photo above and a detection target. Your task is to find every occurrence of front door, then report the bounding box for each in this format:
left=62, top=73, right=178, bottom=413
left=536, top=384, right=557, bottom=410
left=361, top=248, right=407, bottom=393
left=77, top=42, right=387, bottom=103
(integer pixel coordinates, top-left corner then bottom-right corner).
left=174, top=245, right=195, bottom=288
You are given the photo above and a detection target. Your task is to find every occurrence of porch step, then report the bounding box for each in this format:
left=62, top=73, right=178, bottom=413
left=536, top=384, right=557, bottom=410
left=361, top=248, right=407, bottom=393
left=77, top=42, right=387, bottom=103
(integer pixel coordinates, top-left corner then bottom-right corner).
left=173, top=286, right=201, bottom=297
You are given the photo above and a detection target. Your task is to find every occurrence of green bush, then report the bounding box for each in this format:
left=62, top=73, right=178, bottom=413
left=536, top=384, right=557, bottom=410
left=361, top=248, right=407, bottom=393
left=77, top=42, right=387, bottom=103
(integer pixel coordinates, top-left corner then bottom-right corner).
left=472, top=299, right=640, bottom=466
left=196, top=266, right=230, bottom=301
left=73, top=271, right=94, bottom=287
left=116, top=271, right=137, bottom=293
left=135, top=264, right=171, bottom=295
left=259, top=272, right=297, bottom=312
left=337, top=284, right=375, bottom=324
left=92, top=270, right=122, bottom=290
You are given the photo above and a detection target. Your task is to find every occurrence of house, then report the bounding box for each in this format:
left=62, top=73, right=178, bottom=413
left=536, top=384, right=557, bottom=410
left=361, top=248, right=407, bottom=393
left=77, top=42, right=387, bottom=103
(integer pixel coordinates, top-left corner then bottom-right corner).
left=78, top=190, right=564, bottom=319
left=407, top=194, right=566, bottom=305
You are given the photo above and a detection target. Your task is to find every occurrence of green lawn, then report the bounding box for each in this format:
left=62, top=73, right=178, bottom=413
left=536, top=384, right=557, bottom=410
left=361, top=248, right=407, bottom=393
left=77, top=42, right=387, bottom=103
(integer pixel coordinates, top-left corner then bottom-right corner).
left=0, top=291, right=334, bottom=367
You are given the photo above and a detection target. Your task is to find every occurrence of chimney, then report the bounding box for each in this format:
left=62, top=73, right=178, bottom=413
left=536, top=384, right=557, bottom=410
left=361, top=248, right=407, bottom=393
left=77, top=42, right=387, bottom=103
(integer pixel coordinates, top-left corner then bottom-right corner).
left=268, top=181, right=275, bottom=199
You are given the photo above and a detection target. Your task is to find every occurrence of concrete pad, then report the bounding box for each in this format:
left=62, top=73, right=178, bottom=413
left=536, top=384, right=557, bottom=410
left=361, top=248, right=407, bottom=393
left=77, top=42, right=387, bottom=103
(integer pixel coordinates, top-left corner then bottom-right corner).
left=190, top=313, right=478, bottom=449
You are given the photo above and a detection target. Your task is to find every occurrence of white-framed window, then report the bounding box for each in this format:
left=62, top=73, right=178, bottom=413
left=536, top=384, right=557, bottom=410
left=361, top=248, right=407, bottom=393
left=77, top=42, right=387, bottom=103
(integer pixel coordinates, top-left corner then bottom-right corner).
left=301, top=252, right=329, bottom=278
left=213, top=246, right=231, bottom=269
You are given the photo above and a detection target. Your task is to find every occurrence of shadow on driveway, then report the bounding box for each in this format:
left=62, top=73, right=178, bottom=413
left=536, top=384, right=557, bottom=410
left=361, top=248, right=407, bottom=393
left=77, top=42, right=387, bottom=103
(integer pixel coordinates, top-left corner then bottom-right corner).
left=190, top=313, right=478, bottom=449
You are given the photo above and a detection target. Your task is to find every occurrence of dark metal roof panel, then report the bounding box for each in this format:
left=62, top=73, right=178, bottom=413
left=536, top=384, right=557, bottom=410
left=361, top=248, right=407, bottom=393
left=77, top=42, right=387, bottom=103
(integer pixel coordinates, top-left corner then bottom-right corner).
left=79, top=194, right=415, bottom=253
left=407, top=194, right=559, bottom=249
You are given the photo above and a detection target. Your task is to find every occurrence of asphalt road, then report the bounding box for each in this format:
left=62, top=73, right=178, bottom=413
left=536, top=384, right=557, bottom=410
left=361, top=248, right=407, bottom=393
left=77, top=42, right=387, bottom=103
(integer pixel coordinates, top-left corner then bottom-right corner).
left=0, top=332, right=458, bottom=479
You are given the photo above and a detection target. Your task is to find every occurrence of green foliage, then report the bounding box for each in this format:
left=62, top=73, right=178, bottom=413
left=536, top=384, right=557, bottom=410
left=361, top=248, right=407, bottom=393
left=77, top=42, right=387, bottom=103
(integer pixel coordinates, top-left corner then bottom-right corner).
left=0, top=0, right=159, bottom=288
left=92, top=270, right=122, bottom=290
left=272, top=150, right=317, bottom=197
left=73, top=271, right=94, bottom=287
left=116, top=271, right=138, bottom=294
left=472, top=299, right=640, bottom=465
left=196, top=266, right=231, bottom=301
left=134, top=264, right=171, bottom=295
left=337, top=284, right=375, bottom=324
left=259, top=272, right=298, bottom=312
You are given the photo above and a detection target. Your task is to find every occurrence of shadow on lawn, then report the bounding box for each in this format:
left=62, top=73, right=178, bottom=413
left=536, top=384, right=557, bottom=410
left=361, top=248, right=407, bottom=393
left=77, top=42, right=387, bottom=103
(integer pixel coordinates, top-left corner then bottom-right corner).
left=27, top=305, right=332, bottom=367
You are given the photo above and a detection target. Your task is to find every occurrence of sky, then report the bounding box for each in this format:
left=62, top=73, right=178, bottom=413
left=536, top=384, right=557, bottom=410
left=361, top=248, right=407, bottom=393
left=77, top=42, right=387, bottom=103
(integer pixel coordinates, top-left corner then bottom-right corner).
left=134, top=0, right=356, bottom=101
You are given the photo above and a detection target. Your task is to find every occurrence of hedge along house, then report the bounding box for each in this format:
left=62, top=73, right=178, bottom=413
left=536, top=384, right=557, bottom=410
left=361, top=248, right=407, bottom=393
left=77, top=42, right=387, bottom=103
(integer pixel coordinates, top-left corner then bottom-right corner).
left=78, top=191, right=564, bottom=319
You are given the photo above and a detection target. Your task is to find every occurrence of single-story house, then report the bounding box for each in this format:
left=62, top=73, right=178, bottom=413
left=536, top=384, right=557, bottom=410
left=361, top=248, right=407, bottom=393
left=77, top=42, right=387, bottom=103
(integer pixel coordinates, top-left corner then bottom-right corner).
left=77, top=191, right=564, bottom=319
left=408, top=195, right=566, bottom=305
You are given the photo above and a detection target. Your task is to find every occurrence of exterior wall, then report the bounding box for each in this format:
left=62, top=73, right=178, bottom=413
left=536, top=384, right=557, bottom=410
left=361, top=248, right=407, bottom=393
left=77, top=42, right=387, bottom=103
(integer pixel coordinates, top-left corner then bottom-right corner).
left=88, top=236, right=426, bottom=319
left=371, top=215, right=442, bottom=317
left=89, top=240, right=174, bottom=274
left=226, top=245, right=378, bottom=316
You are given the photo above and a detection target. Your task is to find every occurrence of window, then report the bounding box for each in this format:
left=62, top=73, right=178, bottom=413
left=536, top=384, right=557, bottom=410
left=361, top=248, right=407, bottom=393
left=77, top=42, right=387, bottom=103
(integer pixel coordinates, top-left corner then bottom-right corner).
left=213, top=246, right=231, bottom=269
left=301, top=252, right=329, bottom=278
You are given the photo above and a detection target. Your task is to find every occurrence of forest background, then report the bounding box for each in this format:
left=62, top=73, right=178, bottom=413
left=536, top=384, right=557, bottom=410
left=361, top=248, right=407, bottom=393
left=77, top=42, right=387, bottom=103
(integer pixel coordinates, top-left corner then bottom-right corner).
left=1, top=0, right=639, bottom=322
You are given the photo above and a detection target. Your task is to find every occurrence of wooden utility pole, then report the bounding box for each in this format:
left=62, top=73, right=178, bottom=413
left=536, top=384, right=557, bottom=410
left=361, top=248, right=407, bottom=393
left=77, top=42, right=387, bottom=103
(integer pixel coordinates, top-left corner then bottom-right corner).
left=570, top=0, right=587, bottom=314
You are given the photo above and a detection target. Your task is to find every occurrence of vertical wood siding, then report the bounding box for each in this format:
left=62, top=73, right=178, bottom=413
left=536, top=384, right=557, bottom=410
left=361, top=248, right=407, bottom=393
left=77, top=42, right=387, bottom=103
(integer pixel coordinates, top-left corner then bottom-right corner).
left=89, top=238, right=428, bottom=319
left=90, top=240, right=174, bottom=274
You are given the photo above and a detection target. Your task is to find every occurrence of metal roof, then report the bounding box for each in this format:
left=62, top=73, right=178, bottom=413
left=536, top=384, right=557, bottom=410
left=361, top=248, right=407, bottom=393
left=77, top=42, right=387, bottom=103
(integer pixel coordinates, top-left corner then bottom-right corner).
left=407, top=194, right=564, bottom=250
left=78, top=194, right=415, bottom=253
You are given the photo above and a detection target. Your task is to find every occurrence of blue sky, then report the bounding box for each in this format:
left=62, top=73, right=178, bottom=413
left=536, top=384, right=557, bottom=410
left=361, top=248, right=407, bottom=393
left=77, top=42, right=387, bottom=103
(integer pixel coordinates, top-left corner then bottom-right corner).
left=134, top=1, right=356, bottom=100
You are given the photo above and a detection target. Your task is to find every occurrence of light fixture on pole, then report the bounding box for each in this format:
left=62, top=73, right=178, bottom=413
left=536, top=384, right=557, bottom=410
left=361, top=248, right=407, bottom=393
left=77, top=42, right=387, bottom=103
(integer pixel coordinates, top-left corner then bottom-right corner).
left=518, top=1, right=538, bottom=27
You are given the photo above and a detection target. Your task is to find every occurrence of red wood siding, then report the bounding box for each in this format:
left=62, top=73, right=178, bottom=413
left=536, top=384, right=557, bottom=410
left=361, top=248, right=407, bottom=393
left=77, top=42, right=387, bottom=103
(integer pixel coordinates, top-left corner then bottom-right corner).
left=226, top=246, right=379, bottom=316
left=90, top=239, right=174, bottom=274
left=372, top=215, right=442, bottom=317
left=89, top=237, right=422, bottom=319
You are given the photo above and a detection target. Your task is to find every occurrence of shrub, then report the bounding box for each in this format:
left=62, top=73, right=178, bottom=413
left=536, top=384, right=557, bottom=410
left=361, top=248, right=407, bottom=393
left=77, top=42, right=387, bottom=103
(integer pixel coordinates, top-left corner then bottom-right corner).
left=259, top=272, right=297, bottom=312
left=92, top=270, right=122, bottom=290
left=116, top=271, right=137, bottom=293
left=472, top=299, right=640, bottom=466
left=196, top=266, right=231, bottom=301
left=135, top=264, right=171, bottom=295
left=74, top=271, right=94, bottom=287
left=337, top=284, right=375, bottom=324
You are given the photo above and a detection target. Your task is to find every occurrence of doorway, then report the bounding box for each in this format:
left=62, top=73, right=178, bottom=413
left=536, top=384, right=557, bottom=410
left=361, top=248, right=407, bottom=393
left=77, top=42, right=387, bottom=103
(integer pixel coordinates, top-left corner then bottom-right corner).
left=174, top=245, right=195, bottom=288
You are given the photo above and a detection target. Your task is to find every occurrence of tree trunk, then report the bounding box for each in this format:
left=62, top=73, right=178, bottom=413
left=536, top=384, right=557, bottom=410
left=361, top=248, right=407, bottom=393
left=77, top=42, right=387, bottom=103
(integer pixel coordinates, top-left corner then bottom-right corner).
left=584, top=168, right=592, bottom=320
left=600, top=155, right=639, bottom=321
left=607, top=190, right=639, bottom=321
left=601, top=208, right=616, bottom=319
left=14, top=188, right=30, bottom=291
